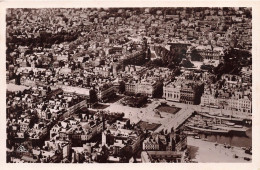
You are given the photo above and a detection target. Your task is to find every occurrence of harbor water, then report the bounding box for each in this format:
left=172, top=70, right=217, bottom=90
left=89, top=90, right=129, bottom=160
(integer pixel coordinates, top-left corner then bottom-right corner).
left=198, top=128, right=252, bottom=148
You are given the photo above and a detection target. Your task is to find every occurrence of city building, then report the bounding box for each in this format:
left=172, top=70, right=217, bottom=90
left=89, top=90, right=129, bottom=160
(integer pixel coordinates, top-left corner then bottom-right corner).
left=163, top=79, right=204, bottom=105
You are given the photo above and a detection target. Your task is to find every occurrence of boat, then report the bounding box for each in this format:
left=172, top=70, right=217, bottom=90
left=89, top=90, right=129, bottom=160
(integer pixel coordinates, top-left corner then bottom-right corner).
left=225, top=122, right=235, bottom=126
left=185, top=125, right=230, bottom=134
left=212, top=124, right=248, bottom=133
left=244, top=157, right=251, bottom=161
left=183, top=131, right=198, bottom=136
left=245, top=147, right=252, bottom=155
left=234, top=125, right=243, bottom=128
left=194, top=135, right=200, bottom=139
left=211, top=127, right=218, bottom=130
left=245, top=150, right=252, bottom=155
left=197, top=112, right=245, bottom=122
left=241, top=147, right=247, bottom=150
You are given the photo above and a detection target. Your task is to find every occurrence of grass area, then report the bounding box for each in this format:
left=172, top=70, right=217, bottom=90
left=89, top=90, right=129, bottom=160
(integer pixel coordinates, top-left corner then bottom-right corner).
left=93, top=103, right=110, bottom=110
left=107, top=95, right=124, bottom=103
left=156, top=105, right=181, bottom=114
left=137, top=121, right=161, bottom=131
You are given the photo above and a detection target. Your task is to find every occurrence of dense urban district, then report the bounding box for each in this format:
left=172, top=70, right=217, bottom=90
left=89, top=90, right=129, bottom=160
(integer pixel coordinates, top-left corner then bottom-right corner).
left=6, top=8, right=252, bottom=163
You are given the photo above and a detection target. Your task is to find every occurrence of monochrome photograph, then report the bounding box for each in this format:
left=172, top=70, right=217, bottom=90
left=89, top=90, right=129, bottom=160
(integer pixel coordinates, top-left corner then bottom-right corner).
left=5, top=7, right=252, bottom=163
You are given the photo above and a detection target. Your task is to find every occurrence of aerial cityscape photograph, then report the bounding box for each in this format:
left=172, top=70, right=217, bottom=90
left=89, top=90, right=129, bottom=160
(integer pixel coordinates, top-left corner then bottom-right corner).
left=6, top=7, right=252, bottom=163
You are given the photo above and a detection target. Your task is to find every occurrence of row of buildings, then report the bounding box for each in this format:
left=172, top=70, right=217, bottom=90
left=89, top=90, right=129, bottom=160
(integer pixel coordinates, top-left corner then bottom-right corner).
left=200, top=74, right=252, bottom=113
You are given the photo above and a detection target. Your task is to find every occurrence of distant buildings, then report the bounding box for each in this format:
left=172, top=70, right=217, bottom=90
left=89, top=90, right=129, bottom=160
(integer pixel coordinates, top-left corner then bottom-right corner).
left=187, top=45, right=225, bottom=66
left=168, top=41, right=191, bottom=56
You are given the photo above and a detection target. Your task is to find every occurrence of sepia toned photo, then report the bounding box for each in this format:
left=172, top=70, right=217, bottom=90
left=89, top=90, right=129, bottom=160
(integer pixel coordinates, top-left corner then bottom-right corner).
left=6, top=7, right=252, bottom=163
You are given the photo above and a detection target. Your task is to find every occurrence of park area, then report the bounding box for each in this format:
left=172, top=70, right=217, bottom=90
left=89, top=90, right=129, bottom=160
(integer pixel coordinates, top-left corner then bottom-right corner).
left=156, top=104, right=181, bottom=115
left=120, top=95, right=148, bottom=108
left=136, top=121, right=161, bottom=131
left=106, top=95, right=124, bottom=103
left=92, top=103, right=110, bottom=110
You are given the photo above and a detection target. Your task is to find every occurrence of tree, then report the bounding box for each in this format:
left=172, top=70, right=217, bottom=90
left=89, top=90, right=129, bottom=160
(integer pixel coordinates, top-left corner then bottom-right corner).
left=200, top=64, right=214, bottom=71
left=171, top=127, right=175, bottom=133
left=153, top=82, right=163, bottom=98
left=182, top=59, right=194, bottom=68
left=167, top=63, right=175, bottom=69
left=146, top=47, right=151, bottom=60
left=145, top=58, right=164, bottom=68
left=214, top=90, right=219, bottom=98
left=190, top=49, right=202, bottom=61
left=243, top=8, right=252, bottom=18
left=173, top=67, right=181, bottom=77
left=48, top=53, right=54, bottom=62
left=136, top=96, right=148, bottom=108
left=47, top=86, right=52, bottom=93
left=29, top=113, right=39, bottom=128
left=118, top=81, right=125, bottom=94
left=15, top=73, right=21, bottom=85
left=213, top=48, right=251, bottom=79
left=98, top=145, right=109, bottom=163
left=120, top=145, right=133, bottom=163
left=62, top=16, right=69, bottom=23
left=89, top=89, right=98, bottom=104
